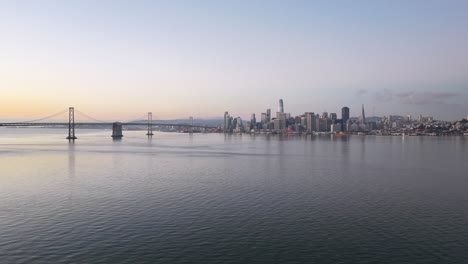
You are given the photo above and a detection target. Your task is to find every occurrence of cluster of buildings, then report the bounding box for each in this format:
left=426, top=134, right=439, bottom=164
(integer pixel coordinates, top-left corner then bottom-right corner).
left=223, top=99, right=367, bottom=134
left=222, top=99, right=468, bottom=136
left=369, top=115, right=468, bottom=136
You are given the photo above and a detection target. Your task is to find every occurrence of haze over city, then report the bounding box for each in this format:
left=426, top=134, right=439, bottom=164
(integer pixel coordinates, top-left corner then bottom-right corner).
left=1, top=0, right=467, bottom=120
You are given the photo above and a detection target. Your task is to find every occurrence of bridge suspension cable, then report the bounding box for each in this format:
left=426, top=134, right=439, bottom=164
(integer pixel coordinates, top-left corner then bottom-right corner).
left=74, top=109, right=111, bottom=123
left=4, top=108, right=69, bottom=124
left=125, top=114, right=148, bottom=123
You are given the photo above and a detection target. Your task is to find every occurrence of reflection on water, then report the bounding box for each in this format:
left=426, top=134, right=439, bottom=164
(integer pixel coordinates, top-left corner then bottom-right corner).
left=146, top=135, right=153, bottom=144
left=0, top=128, right=467, bottom=264
left=68, top=141, right=75, bottom=178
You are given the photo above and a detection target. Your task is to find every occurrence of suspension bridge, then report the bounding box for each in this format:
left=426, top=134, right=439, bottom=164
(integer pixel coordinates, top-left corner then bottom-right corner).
left=0, top=107, right=218, bottom=140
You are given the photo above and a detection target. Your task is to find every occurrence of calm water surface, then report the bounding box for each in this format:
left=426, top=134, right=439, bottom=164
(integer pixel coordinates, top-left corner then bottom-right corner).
left=1, top=128, right=467, bottom=263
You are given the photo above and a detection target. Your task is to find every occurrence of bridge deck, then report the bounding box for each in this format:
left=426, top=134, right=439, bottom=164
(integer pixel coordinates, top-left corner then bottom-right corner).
left=0, top=123, right=217, bottom=129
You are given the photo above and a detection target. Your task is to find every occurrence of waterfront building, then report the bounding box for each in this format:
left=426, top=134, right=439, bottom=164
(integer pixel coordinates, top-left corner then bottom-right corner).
left=267, top=121, right=274, bottom=130
left=231, top=117, right=237, bottom=131
left=330, top=123, right=341, bottom=133
left=317, top=113, right=329, bottom=131
left=278, top=99, right=284, bottom=113
left=301, top=116, right=307, bottom=128
left=294, top=116, right=302, bottom=124
left=295, top=124, right=303, bottom=133
left=316, top=116, right=327, bottom=132
left=367, top=121, right=377, bottom=130
left=274, top=119, right=280, bottom=130
left=261, top=113, right=266, bottom=123
left=224, top=111, right=230, bottom=132
left=251, top=114, right=256, bottom=125
left=406, top=115, right=412, bottom=122
left=279, top=112, right=287, bottom=129
left=359, top=123, right=367, bottom=131
left=235, top=117, right=244, bottom=133
left=250, top=114, right=256, bottom=130
left=306, top=112, right=315, bottom=132
left=275, top=112, right=287, bottom=130
left=341, top=107, right=350, bottom=123
left=341, top=107, right=350, bottom=131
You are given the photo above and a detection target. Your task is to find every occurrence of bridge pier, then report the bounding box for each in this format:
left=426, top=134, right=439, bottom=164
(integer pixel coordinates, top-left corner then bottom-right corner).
left=66, top=107, right=77, bottom=140
left=146, top=112, right=154, bottom=136
left=112, top=122, right=123, bottom=138
left=189, top=116, right=193, bottom=133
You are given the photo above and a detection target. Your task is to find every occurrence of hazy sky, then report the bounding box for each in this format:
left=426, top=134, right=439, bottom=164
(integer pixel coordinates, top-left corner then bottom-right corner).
left=1, top=0, right=467, bottom=121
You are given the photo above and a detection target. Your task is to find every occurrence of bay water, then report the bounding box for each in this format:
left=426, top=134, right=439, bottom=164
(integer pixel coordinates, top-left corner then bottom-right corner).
left=1, top=128, right=467, bottom=263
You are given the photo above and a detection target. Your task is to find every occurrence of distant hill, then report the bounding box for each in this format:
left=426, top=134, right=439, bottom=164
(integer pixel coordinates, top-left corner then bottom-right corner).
left=129, top=118, right=223, bottom=126
left=366, top=116, right=384, bottom=122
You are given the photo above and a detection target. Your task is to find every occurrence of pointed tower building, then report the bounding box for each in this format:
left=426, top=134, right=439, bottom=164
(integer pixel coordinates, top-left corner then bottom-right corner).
left=361, top=104, right=366, bottom=124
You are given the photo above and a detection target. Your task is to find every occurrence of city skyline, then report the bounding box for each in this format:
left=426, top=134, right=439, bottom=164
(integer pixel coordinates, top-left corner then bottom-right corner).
left=1, top=1, right=468, bottom=120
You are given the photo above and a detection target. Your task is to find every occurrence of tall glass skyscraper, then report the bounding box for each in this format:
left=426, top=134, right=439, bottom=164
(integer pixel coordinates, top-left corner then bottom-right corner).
left=278, top=99, right=284, bottom=113
left=341, top=107, right=350, bottom=131
left=341, top=107, right=350, bottom=123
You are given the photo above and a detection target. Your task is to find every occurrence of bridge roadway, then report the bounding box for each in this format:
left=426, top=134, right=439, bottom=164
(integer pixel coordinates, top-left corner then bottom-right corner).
left=0, top=122, right=217, bottom=129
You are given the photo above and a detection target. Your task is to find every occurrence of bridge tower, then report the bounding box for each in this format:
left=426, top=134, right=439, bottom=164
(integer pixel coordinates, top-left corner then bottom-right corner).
left=146, top=112, right=154, bottom=136
left=189, top=116, right=193, bottom=133
left=66, top=107, right=77, bottom=140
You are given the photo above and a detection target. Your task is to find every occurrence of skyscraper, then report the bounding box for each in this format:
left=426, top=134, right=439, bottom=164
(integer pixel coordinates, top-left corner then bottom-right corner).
left=250, top=113, right=256, bottom=129
left=275, top=112, right=286, bottom=130
left=266, top=109, right=271, bottom=123
left=278, top=99, right=284, bottom=113
left=341, top=107, right=350, bottom=132
left=361, top=104, right=366, bottom=124
left=341, top=107, right=350, bottom=123
left=306, top=112, right=315, bottom=131
left=261, top=113, right=267, bottom=123
left=235, top=117, right=243, bottom=132
left=231, top=118, right=237, bottom=131
left=224, top=111, right=229, bottom=132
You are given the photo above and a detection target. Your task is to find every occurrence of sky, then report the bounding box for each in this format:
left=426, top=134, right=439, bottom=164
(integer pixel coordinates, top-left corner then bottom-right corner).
left=1, top=0, right=467, bottom=121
